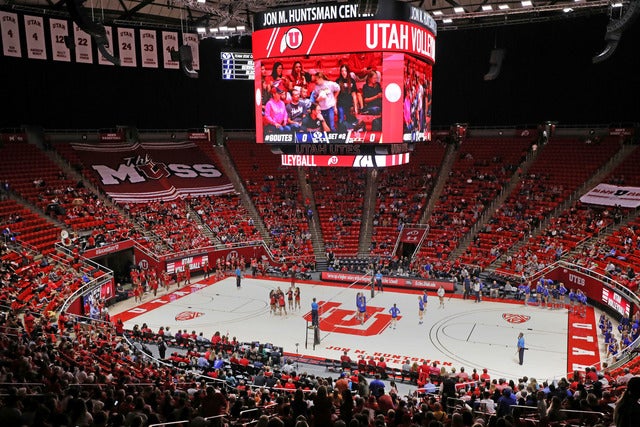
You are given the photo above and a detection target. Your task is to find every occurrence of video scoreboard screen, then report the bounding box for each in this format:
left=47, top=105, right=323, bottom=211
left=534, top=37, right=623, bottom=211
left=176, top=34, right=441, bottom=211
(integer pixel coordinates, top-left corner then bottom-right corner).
left=221, top=51, right=254, bottom=80
left=252, top=0, right=436, bottom=145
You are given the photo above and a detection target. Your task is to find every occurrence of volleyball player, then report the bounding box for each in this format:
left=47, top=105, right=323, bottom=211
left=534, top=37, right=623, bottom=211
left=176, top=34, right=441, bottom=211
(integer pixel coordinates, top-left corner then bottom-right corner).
left=389, top=303, right=401, bottom=329
left=418, top=295, right=425, bottom=324
left=294, top=286, right=301, bottom=310
left=357, top=292, right=367, bottom=324
left=437, top=285, right=445, bottom=308
left=568, top=288, right=576, bottom=314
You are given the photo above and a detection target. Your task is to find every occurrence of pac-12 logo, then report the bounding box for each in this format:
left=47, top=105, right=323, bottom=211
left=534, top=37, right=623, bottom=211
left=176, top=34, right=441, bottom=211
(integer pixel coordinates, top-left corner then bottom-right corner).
left=175, top=311, right=204, bottom=321
left=280, top=28, right=303, bottom=52
left=502, top=313, right=530, bottom=324
left=303, top=301, right=400, bottom=336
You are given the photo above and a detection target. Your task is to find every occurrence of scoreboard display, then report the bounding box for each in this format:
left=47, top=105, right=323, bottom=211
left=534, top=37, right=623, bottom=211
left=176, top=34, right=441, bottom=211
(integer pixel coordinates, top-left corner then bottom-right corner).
left=252, top=0, right=436, bottom=147
left=221, top=51, right=254, bottom=80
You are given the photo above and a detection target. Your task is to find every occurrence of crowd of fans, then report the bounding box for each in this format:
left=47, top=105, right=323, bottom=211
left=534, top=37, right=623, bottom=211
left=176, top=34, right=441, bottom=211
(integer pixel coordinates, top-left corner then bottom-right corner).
left=3, top=135, right=640, bottom=426
left=2, top=295, right=640, bottom=427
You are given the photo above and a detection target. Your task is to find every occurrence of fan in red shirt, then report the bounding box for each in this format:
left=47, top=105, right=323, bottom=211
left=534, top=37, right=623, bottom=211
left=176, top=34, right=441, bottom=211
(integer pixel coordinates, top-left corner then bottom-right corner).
left=340, top=351, right=352, bottom=370
left=367, top=356, right=377, bottom=375
left=480, top=368, right=491, bottom=382
left=23, top=311, right=36, bottom=336
left=357, top=355, right=367, bottom=372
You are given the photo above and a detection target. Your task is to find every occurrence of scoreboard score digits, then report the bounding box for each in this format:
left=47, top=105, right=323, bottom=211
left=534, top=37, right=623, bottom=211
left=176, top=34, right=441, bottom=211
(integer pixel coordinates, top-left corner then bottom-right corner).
left=221, top=51, right=255, bottom=80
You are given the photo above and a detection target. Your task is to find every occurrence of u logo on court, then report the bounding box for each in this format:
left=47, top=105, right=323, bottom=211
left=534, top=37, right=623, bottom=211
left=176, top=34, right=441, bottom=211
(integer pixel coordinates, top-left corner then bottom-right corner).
left=304, top=301, right=400, bottom=336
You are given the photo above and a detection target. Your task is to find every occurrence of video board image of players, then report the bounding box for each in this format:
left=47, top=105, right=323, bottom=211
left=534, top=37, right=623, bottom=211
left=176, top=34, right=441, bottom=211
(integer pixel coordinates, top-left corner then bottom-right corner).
left=403, top=55, right=432, bottom=142
left=258, top=52, right=384, bottom=144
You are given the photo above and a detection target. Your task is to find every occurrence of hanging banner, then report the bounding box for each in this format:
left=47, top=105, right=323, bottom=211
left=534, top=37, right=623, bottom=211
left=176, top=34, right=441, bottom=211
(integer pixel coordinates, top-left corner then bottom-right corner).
left=182, top=32, right=200, bottom=70
left=73, top=23, right=93, bottom=64
left=580, top=183, right=640, bottom=208
left=71, top=141, right=234, bottom=202
left=97, top=26, right=115, bottom=66
left=49, top=18, right=71, bottom=62
left=0, top=11, right=22, bottom=58
left=161, top=30, right=180, bottom=69
left=117, top=27, right=137, bottom=67
left=24, top=15, right=47, bottom=60
left=139, top=29, right=158, bottom=68
left=399, top=226, right=428, bottom=244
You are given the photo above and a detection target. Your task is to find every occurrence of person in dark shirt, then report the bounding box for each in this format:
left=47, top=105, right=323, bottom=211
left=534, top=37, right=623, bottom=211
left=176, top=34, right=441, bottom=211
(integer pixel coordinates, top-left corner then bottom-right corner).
left=301, top=103, right=330, bottom=133
left=286, top=87, right=307, bottom=131
left=361, top=70, right=382, bottom=115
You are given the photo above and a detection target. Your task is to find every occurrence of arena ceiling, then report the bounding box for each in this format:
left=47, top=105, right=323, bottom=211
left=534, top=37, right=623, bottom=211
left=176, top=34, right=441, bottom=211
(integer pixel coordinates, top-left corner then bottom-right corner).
left=0, top=0, right=630, bottom=33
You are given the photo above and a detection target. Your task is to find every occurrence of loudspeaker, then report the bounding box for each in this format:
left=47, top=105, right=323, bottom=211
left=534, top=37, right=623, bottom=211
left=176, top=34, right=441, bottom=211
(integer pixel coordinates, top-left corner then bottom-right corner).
left=66, top=0, right=119, bottom=65
left=484, top=48, right=506, bottom=81
left=66, top=0, right=105, bottom=38
left=178, top=45, right=198, bottom=78
left=204, top=126, right=224, bottom=145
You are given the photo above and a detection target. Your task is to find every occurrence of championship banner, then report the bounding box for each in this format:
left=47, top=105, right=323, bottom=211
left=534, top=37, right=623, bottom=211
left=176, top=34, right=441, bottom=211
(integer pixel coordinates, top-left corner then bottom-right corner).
left=161, top=31, right=180, bottom=69
left=579, top=183, right=640, bottom=208
left=24, top=15, right=46, bottom=60
left=280, top=153, right=410, bottom=167
left=49, top=18, right=71, bottom=62
left=0, top=11, right=22, bottom=58
left=0, top=12, right=22, bottom=58
left=97, top=26, right=115, bottom=66
left=117, top=27, right=137, bottom=67
left=182, top=33, right=200, bottom=70
left=73, top=23, right=93, bottom=64
left=71, top=141, right=234, bottom=203
left=140, top=29, right=158, bottom=68
left=399, top=226, right=428, bottom=244
left=321, top=271, right=455, bottom=292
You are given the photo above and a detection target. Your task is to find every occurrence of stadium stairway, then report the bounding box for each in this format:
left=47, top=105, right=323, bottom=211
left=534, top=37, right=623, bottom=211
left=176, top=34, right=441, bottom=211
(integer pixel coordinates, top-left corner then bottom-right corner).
left=297, top=168, right=327, bottom=267
left=486, top=141, right=638, bottom=271
left=210, top=143, right=272, bottom=246
left=357, top=168, right=379, bottom=256
left=568, top=207, right=640, bottom=262
left=184, top=202, right=220, bottom=246
left=418, top=141, right=459, bottom=225
left=448, top=141, right=542, bottom=261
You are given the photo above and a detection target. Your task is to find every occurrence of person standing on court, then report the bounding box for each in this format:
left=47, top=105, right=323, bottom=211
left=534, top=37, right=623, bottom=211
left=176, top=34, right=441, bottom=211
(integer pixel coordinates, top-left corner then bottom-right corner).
left=235, top=265, right=242, bottom=288
left=437, top=285, right=445, bottom=308
left=473, top=279, right=482, bottom=303
left=517, top=332, right=526, bottom=365
left=375, top=270, right=383, bottom=293
left=311, top=297, right=319, bottom=327
left=389, top=303, right=400, bottom=329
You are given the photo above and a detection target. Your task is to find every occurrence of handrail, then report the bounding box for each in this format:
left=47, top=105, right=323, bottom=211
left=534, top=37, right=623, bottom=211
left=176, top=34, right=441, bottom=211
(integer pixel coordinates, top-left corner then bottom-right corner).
left=59, top=272, right=113, bottom=313
left=0, top=382, right=45, bottom=386
left=147, top=414, right=232, bottom=427
left=54, top=242, right=115, bottom=277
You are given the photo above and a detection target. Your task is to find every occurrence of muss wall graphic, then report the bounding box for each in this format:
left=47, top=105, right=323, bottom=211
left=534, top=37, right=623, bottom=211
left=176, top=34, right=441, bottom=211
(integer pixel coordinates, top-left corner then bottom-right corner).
left=72, top=141, right=233, bottom=202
